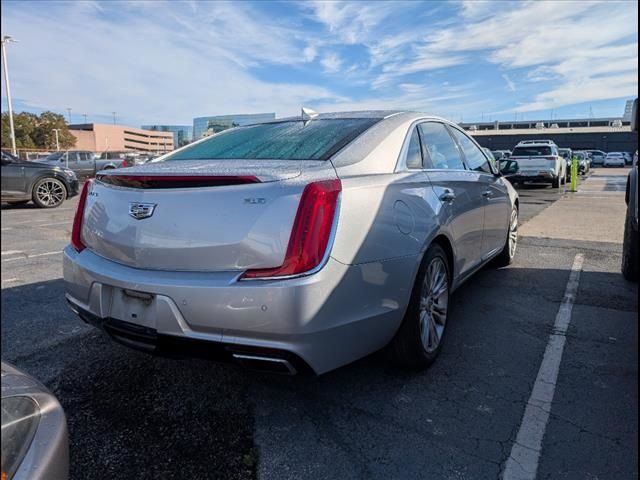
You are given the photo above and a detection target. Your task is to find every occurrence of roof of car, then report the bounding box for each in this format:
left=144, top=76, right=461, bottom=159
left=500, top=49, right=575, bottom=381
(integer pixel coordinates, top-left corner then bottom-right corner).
left=252, top=110, right=447, bottom=125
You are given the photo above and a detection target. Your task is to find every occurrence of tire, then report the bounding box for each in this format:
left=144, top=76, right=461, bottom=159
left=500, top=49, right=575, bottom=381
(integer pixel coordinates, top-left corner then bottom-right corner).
left=552, top=176, right=560, bottom=188
left=493, top=206, right=518, bottom=267
left=388, top=243, right=450, bottom=370
left=32, top=177, right=67, bottom=208
left=7, top=200, right=30, bottom=205
left=621, top=206, right=638, bottom=281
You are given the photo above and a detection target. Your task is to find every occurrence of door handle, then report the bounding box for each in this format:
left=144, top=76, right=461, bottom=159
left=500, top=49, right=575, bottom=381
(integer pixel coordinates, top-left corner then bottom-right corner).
left=439, top=189, right=456, bottom=202
left=482, top=190, right=494, bottom=198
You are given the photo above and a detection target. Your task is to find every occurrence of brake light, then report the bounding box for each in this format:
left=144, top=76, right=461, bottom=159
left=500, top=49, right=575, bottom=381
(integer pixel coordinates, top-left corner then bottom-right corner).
left=121, top=160, right=127, bottom=167
left=241, top=179, right=342, bottom=279
left=545, top=156, right=556, bottom=161
left=71, top=180, right=93, bottom=252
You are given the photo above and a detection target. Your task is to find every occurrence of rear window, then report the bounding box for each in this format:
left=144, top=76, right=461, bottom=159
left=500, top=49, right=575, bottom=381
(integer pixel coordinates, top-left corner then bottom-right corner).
left=512, top=146, right=552, bottom=156
left=165, top=119, right=379, bottom=161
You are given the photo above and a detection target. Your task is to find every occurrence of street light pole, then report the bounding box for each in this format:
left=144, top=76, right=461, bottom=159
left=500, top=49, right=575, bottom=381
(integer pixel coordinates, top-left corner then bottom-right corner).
left=1, top=35, right=18, bottom=156
left=66, top=108, right=72, bottom=123
left=52, top=128, right=60, bottom=151
left=112, top=111, right=116, bottom=125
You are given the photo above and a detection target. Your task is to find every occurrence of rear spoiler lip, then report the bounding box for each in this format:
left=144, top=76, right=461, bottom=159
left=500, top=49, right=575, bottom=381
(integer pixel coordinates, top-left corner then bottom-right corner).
left=95, top=174, right=261, bottom=189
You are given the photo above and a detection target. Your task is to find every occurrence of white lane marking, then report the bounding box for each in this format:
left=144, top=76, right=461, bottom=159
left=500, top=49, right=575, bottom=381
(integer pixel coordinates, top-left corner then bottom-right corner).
left=1, top=227, right=13, bottom=231
left=1, top=250, right=23, bottom=256
left=2, top=278, right=19, bottom=284
left=2, top=251, right=62, bottom=262
left=503, top=253, right=584, bottom=480
left=36, top=221, right=70, bottom=228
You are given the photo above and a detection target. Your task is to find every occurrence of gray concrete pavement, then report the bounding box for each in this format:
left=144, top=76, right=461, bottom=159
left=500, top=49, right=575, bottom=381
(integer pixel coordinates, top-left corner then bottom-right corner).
left=1, top=169, right=636, bottom=480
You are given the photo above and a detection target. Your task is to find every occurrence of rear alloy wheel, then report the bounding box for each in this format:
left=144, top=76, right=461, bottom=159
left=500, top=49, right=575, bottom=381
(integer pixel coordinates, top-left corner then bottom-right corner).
left=493, top=207, right=518, bottom=267
left=388, top=244, right=450, bottom=369
left=32, top=178, right=67, bottom=208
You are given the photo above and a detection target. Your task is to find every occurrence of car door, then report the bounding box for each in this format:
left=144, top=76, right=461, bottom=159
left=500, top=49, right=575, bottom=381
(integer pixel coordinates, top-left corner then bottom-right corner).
left=77, top=152, right=95, bottom=176
left=417, top=121, right=485, bottom=277
left=448, top=125, right=511, bottom=259
left=1, top=154, right=27, bottom=196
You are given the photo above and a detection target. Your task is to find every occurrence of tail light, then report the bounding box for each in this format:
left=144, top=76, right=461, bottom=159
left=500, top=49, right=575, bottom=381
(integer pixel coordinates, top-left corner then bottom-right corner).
left=71, top=180, right=93, bottom=252
left=241, top=179, right=342, bottom=279
left=121, top=159, right=128, bottom=167
left=545, top=156, right=557, bottom=161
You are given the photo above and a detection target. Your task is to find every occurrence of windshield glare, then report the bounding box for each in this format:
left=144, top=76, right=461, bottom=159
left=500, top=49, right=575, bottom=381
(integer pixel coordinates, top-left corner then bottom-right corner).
left=165, top=119, right=380, bottom=161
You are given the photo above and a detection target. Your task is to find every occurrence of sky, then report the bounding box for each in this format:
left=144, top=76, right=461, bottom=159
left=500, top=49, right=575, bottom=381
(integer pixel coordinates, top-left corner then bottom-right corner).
left=1, top=0, right=638, bottom=127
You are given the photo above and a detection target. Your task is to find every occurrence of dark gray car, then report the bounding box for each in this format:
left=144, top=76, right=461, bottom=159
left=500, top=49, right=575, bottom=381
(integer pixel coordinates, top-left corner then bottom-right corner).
left=1, top=151, right=79, bottom=208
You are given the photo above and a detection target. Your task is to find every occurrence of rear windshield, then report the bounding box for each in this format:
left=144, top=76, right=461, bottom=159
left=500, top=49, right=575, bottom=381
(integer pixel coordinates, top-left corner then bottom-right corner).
left=512, top=146, right=552, bottom=156
left=165, top=119, right=380, bottom=161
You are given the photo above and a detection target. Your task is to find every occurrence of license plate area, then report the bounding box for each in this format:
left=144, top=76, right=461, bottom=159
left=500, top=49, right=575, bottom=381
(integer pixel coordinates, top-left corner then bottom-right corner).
left=109, top=288, right=157, bottom=329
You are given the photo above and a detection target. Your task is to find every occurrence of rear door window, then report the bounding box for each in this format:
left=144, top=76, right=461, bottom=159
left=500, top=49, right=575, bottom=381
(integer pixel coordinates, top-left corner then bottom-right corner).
left=417, top=122, right=464, bottom=170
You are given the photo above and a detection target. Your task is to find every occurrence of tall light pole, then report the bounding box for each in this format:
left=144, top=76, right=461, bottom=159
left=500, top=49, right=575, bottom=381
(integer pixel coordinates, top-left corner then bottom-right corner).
left=112, top=111, right=116, bottom=125
left=52, top=128, right=60, bottom=151
left=66, top=107, right=72, bottom=123
left=83, top=113, right=87, bottom=123
left=1, top=35, right=18, bottom=156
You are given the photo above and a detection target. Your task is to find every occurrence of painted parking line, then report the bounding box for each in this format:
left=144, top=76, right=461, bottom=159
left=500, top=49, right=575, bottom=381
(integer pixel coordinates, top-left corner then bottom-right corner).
left=502, top=253, right=584, bottom=480
left=1, top=250, right=23, bottom=256
left=2, top=251, right=62, bottom=262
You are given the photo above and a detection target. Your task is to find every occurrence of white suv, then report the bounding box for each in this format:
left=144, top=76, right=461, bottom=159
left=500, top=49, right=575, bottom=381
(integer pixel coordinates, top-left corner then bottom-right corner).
left=604, top=152, right=626, bottom=167
left=510, top=142, right=566, bottom=188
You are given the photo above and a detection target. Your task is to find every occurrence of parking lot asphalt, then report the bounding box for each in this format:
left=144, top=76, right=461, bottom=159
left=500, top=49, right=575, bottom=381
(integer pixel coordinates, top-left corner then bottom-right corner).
left=1, top=168, right=637, bottom=480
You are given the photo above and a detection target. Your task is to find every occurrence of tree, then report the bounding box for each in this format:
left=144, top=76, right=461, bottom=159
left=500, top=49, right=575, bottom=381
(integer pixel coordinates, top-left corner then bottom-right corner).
left=1, top=111, right=76, bottom=150
left=32, top=111, right=76, bottom=149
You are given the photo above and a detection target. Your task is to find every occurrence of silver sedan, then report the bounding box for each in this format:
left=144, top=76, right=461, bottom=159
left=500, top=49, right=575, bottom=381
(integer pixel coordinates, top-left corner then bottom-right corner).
left=63, top=111, right=519, bottom=375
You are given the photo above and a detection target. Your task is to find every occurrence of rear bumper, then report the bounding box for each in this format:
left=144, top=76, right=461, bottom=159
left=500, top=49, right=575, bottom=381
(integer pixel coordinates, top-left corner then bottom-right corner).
left=511, top=170, right=557, bottom=183
left=63, top=246, right=414, bottom=374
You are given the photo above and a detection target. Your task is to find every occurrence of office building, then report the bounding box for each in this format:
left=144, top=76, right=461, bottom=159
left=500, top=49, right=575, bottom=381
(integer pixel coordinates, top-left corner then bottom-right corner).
left=192, top=113, right=275, bottom=140
left=141, top=125, right=193, bottom=148
left=69, top=124, right=173, bottom=153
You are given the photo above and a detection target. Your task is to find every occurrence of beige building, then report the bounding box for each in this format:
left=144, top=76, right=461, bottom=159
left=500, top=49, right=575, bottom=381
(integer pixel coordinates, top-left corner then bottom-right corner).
left=69, top=123, right=174, bottom=153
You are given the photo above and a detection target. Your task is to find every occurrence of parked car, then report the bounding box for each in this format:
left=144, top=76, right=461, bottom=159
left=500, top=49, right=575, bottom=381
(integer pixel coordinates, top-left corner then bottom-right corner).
left=622, top=98, right=638, bottom=280
left=63, top=111, right=519, bottom=375
left=621, top=152, right=632, bottom=165
left=586, top=150, right=606, bottom=166
left=509, top=141, right=566, bottom=188
left=37, top=151, right=122, bottom=177
left=1, top=361, right=69, bottom=480
left=491, top=150, right=511, bottom=160
left=572, top=151, right=591, bottom=175
left=558, top=148, right=573, bottom=181
left=2, top=151, right=79, bottom=208
left=604, top=152, right=626, bottom=167
left=517, top=139, right=557, bottom=146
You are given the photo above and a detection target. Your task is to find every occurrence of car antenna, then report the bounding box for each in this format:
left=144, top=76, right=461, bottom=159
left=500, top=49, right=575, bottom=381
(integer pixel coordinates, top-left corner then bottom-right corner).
left=301, top=106, right=318, bottom=126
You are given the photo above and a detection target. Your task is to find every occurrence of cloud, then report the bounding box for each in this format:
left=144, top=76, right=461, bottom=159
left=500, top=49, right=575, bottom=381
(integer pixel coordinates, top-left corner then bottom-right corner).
left=320, top=53, right=342, bottom=73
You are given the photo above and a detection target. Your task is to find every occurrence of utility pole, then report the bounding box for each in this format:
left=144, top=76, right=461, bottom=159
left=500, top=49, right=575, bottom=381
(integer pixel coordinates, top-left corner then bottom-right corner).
left=66, top=108, right=72, bottom=123
left=112, top=112, right=117, bottom=125
left=1, top=35, right=18, bottom=156
left=52, top=128, right=60, bottom=151
left=83, top=113, right=88, bottom=123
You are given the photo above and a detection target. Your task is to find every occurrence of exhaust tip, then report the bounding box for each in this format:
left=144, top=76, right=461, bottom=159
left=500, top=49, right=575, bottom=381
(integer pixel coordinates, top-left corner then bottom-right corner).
left=232, top=353, right=298, bottom=375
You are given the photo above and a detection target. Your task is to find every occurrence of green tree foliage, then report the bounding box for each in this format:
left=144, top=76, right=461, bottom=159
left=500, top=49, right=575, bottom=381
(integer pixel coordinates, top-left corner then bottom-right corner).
left=1, top=111, right=76, bottom=150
